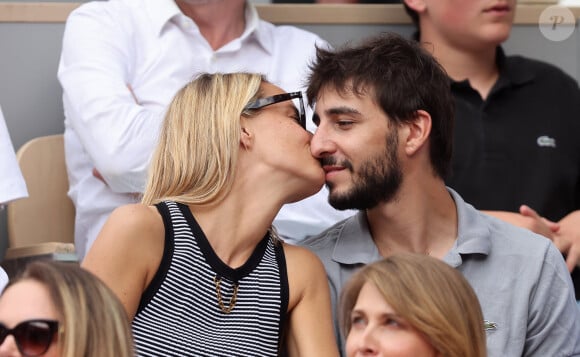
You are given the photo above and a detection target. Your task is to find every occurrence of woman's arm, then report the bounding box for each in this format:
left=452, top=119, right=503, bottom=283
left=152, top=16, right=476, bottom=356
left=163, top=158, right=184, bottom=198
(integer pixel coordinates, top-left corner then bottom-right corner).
left=82, top=203, right=165, bottom=319
left=284, top=244, right=340, bottom=357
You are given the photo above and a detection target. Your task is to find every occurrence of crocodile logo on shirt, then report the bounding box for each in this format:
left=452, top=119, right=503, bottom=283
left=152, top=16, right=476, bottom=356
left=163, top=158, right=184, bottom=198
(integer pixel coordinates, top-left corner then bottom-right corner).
left=484, top=320, right=497, bottom=331
left=536, top=135, right=557, bottom=148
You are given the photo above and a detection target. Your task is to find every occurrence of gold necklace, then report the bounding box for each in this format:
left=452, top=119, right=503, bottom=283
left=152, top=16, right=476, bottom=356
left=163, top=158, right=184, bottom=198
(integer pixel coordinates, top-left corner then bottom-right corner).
left=213, top=276, right=239, bottom=314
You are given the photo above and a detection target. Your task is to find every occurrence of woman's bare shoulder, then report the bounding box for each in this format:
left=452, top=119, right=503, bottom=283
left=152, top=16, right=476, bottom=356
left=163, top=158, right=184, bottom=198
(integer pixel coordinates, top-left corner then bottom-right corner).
left=108, top=203, right=163, bottom=234
left=90, top=203, right=165, bottom=255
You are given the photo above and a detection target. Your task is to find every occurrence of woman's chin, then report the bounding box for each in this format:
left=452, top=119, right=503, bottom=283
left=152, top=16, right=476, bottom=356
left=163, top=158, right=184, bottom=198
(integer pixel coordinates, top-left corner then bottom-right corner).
left=287, top=180, right=325, bottom=203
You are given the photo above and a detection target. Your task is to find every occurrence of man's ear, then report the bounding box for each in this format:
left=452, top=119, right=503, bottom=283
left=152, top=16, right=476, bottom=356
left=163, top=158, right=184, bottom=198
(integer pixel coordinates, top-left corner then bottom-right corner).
left=403, top=0, right=426, bottom=13
left=403, top=109, right=431, bottom=156
left=240, top=127, right=253, bottom=150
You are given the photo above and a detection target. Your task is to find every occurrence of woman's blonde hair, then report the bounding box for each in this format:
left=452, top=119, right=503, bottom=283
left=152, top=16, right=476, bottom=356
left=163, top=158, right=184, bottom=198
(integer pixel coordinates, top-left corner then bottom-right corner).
left=340, top=253, right=486, bottom=357
left=7, top=261, right=134, bottom=357
left=142, top=72, right=264, bottom=205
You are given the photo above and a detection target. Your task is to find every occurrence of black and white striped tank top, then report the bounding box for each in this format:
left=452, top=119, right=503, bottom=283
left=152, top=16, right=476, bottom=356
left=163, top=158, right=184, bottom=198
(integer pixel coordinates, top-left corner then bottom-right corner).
left=132, top=201, right=289, bottom=356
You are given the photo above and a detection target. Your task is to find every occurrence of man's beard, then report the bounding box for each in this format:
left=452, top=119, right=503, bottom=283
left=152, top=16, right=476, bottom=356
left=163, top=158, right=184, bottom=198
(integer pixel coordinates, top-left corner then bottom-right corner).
left=325, top=130, right=402, bottom=210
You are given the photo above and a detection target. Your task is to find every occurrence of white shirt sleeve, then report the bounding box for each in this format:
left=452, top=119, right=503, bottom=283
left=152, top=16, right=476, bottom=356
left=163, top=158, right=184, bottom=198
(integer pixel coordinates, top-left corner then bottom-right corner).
left=0, top=267, right=8, bottom=293
left=0, top=106, right=28, bottom=204
left=57, top=5, right=164, bottom=193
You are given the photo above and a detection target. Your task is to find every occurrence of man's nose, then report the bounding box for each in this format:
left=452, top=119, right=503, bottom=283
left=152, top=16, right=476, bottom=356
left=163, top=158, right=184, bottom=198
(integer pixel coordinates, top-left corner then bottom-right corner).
left=310, top=123, right=336, bottom=159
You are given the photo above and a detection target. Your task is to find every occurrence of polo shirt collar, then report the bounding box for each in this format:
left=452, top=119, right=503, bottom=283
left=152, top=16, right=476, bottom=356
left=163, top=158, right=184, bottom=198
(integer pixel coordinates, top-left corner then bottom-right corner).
left=451, top=46, right=535, bottom=90
left=330, top=188, right=491, bottom=266
left=147, top=0, right=183, bottom=36
left=412, top=31, right=533, bottom=87
left=495, top=46, right=535, bottom=88
left=449, top=188, right=491, bottom=256
left=332, top=212, right=381, bottom=265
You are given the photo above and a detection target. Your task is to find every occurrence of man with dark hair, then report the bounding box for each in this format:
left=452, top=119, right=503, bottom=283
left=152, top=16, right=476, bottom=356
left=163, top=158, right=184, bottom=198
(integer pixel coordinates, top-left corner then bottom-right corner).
left=403, top=0, right=580, bottom=299
left=302, top=32, right=580, bottom=356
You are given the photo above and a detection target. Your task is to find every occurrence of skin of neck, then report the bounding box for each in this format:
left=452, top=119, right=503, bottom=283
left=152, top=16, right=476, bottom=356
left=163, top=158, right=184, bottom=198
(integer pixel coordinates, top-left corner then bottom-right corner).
left=417, top=19, right=501, bottom=100
left=187, top=153, right=305, bottom=268
left=365, top=165, right=458, bottom=260
left=175, top=0, right=247, bottom=51
left=188, top=190, right=279, bottom=269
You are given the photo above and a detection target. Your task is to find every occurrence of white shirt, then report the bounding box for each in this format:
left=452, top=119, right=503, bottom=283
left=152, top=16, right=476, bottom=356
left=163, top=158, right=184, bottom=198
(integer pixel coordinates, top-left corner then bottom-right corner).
left=0, top=267, right=8, bottom=293
left=0, top=105, right=28, bottom=205
left=58, top=0, right=352, bottom=259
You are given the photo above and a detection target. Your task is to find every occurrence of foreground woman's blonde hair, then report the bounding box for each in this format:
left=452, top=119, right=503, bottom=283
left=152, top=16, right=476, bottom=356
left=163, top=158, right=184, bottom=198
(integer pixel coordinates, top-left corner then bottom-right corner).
left=8, top=261, right=134, bottom=357
left=340, top=253, right=486, bottom=357
left=142, top=72, right=264, bottom=206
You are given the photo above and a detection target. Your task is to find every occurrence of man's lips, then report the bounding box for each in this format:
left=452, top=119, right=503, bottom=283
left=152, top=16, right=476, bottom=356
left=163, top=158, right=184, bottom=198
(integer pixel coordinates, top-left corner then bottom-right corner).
left=322, top=165, right=345, bottom=180
left=322, top=165, right=344, bottom=174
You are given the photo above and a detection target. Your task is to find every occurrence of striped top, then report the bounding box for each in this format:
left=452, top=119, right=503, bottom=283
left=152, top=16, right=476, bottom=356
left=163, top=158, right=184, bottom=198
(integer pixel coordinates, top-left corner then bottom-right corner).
left=132, top=201, right=289, bottom=357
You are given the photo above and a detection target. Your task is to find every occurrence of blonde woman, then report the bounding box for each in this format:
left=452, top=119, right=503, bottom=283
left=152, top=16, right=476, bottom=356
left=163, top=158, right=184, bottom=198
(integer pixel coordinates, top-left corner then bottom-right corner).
left=341, top=253, right=486, bottom=357
left=83, top=72, right=338, bottom=356
left=0, top=261, right=134, bottom=357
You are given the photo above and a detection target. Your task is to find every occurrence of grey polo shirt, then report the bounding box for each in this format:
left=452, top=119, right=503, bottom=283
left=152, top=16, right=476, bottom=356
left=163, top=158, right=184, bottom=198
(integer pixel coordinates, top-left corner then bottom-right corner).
left=301, top=188, right=580, bottom=357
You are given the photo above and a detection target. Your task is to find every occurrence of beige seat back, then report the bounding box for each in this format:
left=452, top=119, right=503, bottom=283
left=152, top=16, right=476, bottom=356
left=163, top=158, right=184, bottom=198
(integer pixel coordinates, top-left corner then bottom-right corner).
left=5, top=134, right=76, bottom=260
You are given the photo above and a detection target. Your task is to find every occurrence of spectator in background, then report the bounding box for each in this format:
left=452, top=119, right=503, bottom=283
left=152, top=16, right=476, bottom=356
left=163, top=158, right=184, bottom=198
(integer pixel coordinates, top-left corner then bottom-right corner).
left=0, top=105, right=27, bottom=207
left=0, top=269, right=7, bottom=293
left=0, top=106, right=27, bottom=294
left=403, top=0, right=580, bottom=300
left=58, top=0, right=350, bottom=260
left=83, top=73, right=338, bottom=356
left=301, top=32, right=580, bottom=356
left=0, top=261, right=134, bottom=357
left=559, top=0, right=580, bottom=5
left=272, top=1, right=399, bottom=3
left=340, top=253, right=486, bottom=357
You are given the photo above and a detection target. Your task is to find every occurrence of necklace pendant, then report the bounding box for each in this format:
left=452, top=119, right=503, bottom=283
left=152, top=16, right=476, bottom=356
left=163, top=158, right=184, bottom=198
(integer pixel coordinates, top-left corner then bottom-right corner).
left=213, top=276, right=239, bottom=314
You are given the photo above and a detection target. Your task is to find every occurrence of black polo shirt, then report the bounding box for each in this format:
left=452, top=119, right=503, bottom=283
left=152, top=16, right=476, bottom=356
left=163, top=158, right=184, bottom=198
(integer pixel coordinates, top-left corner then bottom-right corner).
left=446, top=47, right=580, bottom=298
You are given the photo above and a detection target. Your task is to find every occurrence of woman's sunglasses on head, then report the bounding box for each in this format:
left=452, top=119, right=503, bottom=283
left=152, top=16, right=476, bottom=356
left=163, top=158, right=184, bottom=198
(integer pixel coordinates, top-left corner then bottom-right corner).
left=0, top=319, right=59, bottom=357
left=244, top=92, right=307, bottom=129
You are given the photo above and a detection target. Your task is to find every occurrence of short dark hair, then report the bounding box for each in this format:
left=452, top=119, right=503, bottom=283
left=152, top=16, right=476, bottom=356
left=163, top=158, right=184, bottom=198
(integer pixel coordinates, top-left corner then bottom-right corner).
left=306, top=32, right=454, bottom=179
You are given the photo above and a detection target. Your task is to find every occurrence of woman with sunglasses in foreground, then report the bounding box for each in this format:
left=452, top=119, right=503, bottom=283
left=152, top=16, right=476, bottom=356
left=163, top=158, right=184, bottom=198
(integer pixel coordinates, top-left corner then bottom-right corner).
left=341, top=253, right=487, bottom=357
left=0, top=261, right=134, bottom=357
left=83, top=72, right=338, bottom=356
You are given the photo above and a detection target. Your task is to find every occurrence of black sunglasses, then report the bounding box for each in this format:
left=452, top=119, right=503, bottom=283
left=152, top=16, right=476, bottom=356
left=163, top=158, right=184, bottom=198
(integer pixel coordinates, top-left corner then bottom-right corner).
left=0, top=319, right=59, bottom=356
left=243, top=92, right=306, bottom=129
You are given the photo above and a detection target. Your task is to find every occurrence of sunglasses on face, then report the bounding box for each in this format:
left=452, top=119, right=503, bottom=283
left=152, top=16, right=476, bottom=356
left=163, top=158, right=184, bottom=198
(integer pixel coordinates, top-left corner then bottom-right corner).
left=243, top=91, right=307, bottom=129
left=0, top=319, right=59, bottom=357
